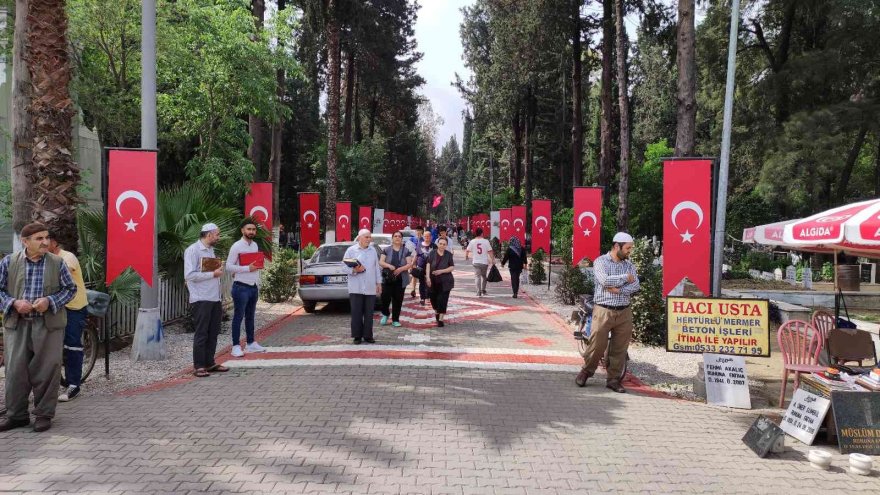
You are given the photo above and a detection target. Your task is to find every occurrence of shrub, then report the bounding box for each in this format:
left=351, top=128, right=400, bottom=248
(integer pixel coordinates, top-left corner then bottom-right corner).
left=261, top=247, right=298, bottom=303
left=630, top=238, right=666, bottom=346
left=490, top=237, right=502, bottom=256
left=723, top=270, right=751, bottom=280
left=300, top=243, right=317, bottom=261
left=554, top=238, right=593, bottom=304
left=529, top=249, right=546, bottom=285
left=821, top=262, right=834, bottom=282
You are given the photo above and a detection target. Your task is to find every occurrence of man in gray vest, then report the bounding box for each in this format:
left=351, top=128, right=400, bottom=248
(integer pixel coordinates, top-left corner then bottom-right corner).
left=0, top=222, right=77, bottom=432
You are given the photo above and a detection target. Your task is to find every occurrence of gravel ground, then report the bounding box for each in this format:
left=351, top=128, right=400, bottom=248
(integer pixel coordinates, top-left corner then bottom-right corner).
left=0, top=299, right=300, bottom=406
left=520, top=278, right=704, bottom=400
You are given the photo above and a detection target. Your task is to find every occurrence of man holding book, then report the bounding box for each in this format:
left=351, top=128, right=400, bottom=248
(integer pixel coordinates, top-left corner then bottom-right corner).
left=226, top=218, right=266, bottom=357
left=184, top=223, right=228, bottom=377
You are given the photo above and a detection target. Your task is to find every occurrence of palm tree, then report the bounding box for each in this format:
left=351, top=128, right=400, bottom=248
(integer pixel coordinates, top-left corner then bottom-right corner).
left=27, top=0, right=82, bottom=253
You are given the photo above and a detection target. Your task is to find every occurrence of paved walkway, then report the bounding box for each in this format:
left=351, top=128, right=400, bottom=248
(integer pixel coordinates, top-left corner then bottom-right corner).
left=1, top=246, right=878, bottom=493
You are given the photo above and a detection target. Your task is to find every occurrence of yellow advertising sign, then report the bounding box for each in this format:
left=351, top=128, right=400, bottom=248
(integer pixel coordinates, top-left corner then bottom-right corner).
left=666, top=297, right=771, bottom=357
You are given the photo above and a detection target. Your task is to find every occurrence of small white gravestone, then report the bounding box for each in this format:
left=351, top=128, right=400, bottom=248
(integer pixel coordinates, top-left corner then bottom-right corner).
left=774, top=268, right=783, bottom=281
left=703, top=354, right=751, bottom=409
left=781, top=388, right=831, bottom=445
left=748, top=269, right=761, bottom=279
left=802, top=267, right=813, bottom=289
left=761, top=271, right=775, bottom=281
left=785, top=266, right=797, bottom=285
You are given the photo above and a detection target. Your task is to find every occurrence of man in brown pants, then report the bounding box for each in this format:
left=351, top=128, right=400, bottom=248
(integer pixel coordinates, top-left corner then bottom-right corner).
left=576, top=232, right=640, bottom=393
left=0, top=223, right=77, bottom=432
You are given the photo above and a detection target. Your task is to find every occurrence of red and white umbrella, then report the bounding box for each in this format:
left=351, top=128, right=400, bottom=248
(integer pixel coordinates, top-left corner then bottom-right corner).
left=783, top=198, right=880, bottom=255
left=742, top=220, right=792, bottom=247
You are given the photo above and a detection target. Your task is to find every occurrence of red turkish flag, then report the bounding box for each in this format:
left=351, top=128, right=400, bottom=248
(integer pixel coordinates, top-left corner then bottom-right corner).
left=663, top=159, right=713, bottom=295
left=573, top=187, right=602, bottom=266
left=106, top=149, right=156, bottom=286
left=500, top=208, right=512, bottom=241
left=245, top=182, right=273, bottom=233
left=532, top=199, right=552, bottom=254
left=358, top=206, right=372, bottom=231
left=299, top=192, right=321, bottom=249
left=336, top=202, right=352, bottom=241
left=511, top=205, right=527, bottom=239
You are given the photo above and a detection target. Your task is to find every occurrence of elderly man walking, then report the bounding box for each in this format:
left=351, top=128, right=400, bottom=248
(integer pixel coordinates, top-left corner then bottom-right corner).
left=575, top=232, right=640, bottom=393
left=184, top=223, right=228, bottom=377
left=0, top=223, right=77, bottom=432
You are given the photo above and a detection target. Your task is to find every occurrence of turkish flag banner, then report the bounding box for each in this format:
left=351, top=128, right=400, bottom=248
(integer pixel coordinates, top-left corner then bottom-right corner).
left=359, top=206, right=372, bottom=231
left=532, top=199, right=552, bottom=254
left=106, top=149, right=157, bottom=286
left=511, top=205, right=527, bottom=238
left=336, top=202, right=352, bottom=241
left=245, top=182, right=273, bottom=234
left=573, top=187, right=602, bottom=266
left=663, top=159, right=713, bottom=296
left=499, top=208, right=512, bottom=241
left=299, top=192, right=321, bottom=249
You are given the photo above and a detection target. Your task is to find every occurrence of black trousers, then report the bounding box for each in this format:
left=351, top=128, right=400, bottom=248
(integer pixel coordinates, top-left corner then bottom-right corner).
left=418, top=274, right=430, bottom=301
left=380, top=280, right=405, bottom=321
left=510, top=269, right=522, bottom=296
left=430, top=289, right=452, bottom=314
left=349, top=294, right=376, bottom=340
left=192, top=301, right=222, bottom=369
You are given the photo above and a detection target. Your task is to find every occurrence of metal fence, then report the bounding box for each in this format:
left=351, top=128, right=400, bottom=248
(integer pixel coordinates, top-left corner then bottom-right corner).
left=99, top=274, right=233, bottom=340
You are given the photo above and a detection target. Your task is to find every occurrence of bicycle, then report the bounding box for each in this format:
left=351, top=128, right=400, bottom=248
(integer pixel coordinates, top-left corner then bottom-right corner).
left=572, top=294, right=629, bottom=383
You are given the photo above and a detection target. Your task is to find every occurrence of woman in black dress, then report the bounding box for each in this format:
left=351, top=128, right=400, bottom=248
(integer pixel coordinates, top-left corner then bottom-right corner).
left=425, top=237, right=455, bottom=327
left=501, top=236, right=528, bottom=298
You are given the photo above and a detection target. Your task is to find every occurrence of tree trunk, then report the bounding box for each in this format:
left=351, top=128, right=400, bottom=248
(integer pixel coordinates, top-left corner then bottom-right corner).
left=28, top=0, right=81, bottom=253
left=674, top=0, right=696, bottom=157
left=874, top=135, right=880, bottom=198
left=342, top=48, right=355, bottom=146
left=12, top=0, right=33, bottom=235
left=247, top=0, right=266, bottom=179
left=325, top=0, right=341, bottom=229
left=571, top=0, right=583, bottom=188
left=368, top=93, right=378, bottom=139
left=353, top=72, right=363, bottom=143
left=836, top=122, right=869, bottom=203
left=268, top=0, right=286, bottom=229
left=524, top=90, right=536, bottom=228
left=615, top=0, right=631, bottom=231
left=511, top=111, right=523, bottom=196
left=598, top=0, right=614, bottom=197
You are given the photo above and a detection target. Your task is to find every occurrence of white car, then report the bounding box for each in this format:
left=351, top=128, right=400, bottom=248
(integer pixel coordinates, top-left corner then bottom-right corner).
left=298, top=240, right=385, bottom=313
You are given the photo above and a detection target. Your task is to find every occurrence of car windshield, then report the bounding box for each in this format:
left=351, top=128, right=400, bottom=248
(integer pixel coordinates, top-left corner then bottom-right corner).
left=373, top=237, right=391, bottom=246
left=311, top=245, right=350, bottom=263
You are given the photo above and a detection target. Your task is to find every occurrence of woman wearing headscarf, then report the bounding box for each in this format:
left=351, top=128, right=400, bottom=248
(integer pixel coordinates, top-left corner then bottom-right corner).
left=379, top=231, right=414, bottom=327
left=501, top=236, right=528, bottom=298
left=425, top=237, right=455, bottom=327
left=343, top=229, right=382, bottom=344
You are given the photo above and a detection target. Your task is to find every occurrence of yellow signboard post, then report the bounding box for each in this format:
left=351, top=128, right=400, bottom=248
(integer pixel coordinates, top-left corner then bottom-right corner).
left=666, top=297, right=771, bottom=357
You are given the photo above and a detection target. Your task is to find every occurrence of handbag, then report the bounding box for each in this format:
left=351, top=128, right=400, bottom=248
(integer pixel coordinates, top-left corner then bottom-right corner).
left=487, top=264, right=502, bottom=283
left=381, top=267, right=395, bottom=285
left=411, top=265, right=425, bottom=279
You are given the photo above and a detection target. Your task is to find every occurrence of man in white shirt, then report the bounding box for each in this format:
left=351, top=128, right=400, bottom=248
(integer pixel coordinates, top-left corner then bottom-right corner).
left=226, top=218, right=266, bottom=357
left=465, top=228, right=494, bottom=296
left=184, top=223, right=227, bottom=377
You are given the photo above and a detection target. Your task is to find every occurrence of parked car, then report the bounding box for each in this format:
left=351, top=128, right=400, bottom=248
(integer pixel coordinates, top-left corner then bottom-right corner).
left=298, top=241, right=383, bottom=313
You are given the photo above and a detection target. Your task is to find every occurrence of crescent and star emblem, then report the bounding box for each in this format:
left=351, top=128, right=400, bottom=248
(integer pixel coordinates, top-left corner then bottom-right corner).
left=116, top=190, right=149, bottom=232
left=577, top=211, right=597, bottom=237
left=338, top=214, right=349, bottom=226
left=360, top=216, right=370, bottom=226
left=303, top=209, right=318, bottom=228
left=671, top=201, right=704, bottom=243
left=513, top=218, right=524, bottom=232
left=501, top=219, right=510, bottom=231
left=534, top=215, right=548, bottom=234
left=249, top=205, right=269, bottom=222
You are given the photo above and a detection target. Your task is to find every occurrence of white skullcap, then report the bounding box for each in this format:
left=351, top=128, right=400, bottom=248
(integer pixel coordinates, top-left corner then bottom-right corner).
left=357, top=228, right=372, bottom=239
left=612, top=232, right=634, bottom=243
left=201, top=223, right=219, bottom=232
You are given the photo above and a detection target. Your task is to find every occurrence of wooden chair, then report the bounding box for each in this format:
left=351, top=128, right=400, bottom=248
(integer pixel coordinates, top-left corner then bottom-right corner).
left=778, top=320, right=825, bottom=408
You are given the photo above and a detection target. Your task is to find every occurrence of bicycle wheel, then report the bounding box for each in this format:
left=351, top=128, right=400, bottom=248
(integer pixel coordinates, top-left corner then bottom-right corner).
left=80, top=322, right=98, bottom=382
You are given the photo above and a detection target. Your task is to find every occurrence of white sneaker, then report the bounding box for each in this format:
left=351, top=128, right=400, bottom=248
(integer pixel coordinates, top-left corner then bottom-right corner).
left=231, top=345, right=245, bottom=357
left=246, top=342, right=267, bottom=353
left=58, top=385, right=80, bottom=402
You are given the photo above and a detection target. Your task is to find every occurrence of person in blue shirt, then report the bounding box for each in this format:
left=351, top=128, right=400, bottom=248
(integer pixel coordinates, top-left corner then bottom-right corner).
left=344, top=229, right=382, bottom=344
left=407, top=226, right=425, bottom=298
left=429, top=222, right=439, bottom=243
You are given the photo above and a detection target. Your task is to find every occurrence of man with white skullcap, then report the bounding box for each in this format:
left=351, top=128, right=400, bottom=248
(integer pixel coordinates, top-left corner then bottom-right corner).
left=576, top=232, right=640, bottom=393
left=184, top=223, right=228, bottom=377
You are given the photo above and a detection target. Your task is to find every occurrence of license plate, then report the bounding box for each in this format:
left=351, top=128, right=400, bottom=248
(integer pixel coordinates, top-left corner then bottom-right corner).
left=324, top=275, right=346, bottom=284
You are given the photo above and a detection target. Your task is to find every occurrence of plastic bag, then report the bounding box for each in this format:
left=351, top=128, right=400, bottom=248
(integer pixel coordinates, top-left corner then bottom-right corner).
left=487, top=264, right=502, bottom=282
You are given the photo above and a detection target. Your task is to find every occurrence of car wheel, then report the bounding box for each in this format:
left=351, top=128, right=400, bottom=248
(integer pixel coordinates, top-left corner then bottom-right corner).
left=302, top=301, right=317, bottom=313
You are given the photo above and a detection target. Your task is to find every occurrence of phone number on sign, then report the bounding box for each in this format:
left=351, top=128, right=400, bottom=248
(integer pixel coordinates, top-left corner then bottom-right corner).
left=670, top=343, right=765, bottom=355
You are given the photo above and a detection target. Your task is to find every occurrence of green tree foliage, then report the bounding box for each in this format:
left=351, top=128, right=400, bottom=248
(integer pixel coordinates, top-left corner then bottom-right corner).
left=261, top=247, right=299, bottom=303
left=529, top=249, right=546, bottom=285
left=629, top=238, right=665, bottom=346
